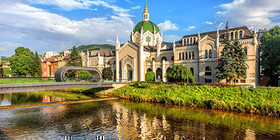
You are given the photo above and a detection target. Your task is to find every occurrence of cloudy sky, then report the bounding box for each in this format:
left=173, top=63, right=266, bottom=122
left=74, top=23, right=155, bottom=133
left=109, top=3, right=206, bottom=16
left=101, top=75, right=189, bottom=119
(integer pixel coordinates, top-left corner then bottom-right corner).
left=1, top=0, right=280, bottom=56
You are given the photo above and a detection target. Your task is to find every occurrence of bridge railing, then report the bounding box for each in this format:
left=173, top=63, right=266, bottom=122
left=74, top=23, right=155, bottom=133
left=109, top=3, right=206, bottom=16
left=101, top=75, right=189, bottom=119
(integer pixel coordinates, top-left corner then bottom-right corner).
left=0, top=77, right=130, bottom=85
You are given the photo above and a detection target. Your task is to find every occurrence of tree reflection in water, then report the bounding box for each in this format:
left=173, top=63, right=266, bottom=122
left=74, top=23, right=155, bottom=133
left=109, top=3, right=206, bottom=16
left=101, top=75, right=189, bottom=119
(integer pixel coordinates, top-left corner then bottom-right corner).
left=0, top=100, right=279, bottom=139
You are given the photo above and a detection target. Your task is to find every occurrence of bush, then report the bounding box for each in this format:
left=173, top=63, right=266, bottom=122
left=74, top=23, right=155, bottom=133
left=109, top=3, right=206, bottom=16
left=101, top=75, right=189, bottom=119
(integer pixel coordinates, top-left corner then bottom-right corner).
left=145, top=71, right=155, bottom=82
left=78, top=71, right=91, bottom=79
left=166, top=65, right=195, bottom=83
left=131, top=82, right=151, bottom=88
left=102, top=67, right=113, bottom=80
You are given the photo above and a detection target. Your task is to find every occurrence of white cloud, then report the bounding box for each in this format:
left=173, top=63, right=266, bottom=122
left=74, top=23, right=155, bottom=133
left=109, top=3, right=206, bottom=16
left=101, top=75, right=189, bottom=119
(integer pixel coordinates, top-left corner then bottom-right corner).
left=0, top=1, right=134, bottom=56
left=217, top=0, right=280, bottom=29
left=131, top=6, right=141, bottom=10
left=158, top=20, right=179, bottom=32
left=186, top=26, right=196, bottom=31
left=206, top=21, right=213, bottom=25
left=0, top=42, right=21, bottom=56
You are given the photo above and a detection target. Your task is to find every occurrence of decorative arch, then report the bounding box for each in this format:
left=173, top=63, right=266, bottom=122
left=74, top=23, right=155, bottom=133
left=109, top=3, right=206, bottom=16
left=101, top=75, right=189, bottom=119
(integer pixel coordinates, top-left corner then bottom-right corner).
left=161, top=56, right=168, bottom=61
left=55, top=66, right=102, bottom=84
left=156, top=68, right=162, bottom=81
left=205, top=66, right=212, bottom=83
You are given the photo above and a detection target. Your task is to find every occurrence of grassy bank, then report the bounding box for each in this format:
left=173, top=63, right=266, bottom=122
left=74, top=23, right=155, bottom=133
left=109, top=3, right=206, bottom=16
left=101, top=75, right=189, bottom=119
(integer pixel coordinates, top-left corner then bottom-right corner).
left=0, top=78, right=55, bottom=84
left=110, top=82, right=280, bottom=116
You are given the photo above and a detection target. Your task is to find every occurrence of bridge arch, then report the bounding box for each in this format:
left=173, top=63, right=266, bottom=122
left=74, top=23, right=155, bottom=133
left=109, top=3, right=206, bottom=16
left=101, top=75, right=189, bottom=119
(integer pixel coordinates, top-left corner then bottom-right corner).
left=55, top=66, right=102, bottom=84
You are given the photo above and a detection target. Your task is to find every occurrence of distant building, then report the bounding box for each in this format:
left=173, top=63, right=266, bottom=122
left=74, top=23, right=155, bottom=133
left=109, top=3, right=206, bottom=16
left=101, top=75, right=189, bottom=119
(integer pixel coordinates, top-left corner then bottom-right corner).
left=41, top=55, right=69, bottom=77
left=44, top=51, right=59, bottom=59
left=63, top=50, right=71, bottom=56
left=0, top=62, right=11, bottom=77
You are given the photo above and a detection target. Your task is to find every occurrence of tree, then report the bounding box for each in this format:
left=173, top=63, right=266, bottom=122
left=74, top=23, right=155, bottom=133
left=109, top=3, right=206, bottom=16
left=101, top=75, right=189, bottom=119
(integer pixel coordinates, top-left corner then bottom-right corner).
left=145, top=71, right=155, bottom=82
left=30, top=51, right=42, bottom=77
left=216, top=22, right=248, bottom=84
left=9, top=47, right=34, bottom=76
left=102, top=67, right=113, bottom=80
left=260, top=26, right=280, bottom=86
left=78, top=71, right=92, bottom=79
left=165, top=65, right=195, bottom=83
left=67, top=46, right=82, bottom=77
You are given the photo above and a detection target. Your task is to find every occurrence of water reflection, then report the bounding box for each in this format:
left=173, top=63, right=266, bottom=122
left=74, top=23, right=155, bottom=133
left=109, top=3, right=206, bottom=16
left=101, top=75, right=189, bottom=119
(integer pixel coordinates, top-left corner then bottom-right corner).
left=0, top=93, right=66, bottom=106
left=0, top=100, right=279, bottom=139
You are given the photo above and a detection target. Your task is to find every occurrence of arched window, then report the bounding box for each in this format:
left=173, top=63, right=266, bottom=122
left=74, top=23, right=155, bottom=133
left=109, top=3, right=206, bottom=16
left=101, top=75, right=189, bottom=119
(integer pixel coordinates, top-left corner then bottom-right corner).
left=146, top=36, right=151, bottom=43
left=190, top=38, right=193, bottom=45
left=184, top=39, right=187, bottom=46
left=156, top=68, right=162, bottom=80
left=192, top=51, right=195, bottom=59
left=147, top=68, right=152, bottom=72
left=171, top=56, right=174, bottom=61
left=209, top=50, right=212, bottom=58
left=161, top=56, right=167, bottom=61
left=205, top=50, right=208, bottom=58
left=182, top=53, right=185, bottom=60
left=179, top=53, right=181, bottom=60
left=235, top=31, right=238, bottom=39
left=231, top=32, right=234, bottom=40
left=166, top=67, right=172, bottom=74
left=194, top=38, right=196, bottom=44
left=190, top=67, right=194, bottom=75
left=187, top=38, right=189, bottom=45
left=244, top=47, right=248, bottom=55
left=189, top=52, right=192, bottom=59
left=186, top=52, right=188, bottom=60
left=205, top=66, right=212, bottom=76
left=240, top=31, right=243, bottom=39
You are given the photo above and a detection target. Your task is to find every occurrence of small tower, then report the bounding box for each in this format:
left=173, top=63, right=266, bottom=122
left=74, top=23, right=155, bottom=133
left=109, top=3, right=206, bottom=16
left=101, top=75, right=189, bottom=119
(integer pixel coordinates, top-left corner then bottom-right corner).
left=143, top=2, right=149, bottom=21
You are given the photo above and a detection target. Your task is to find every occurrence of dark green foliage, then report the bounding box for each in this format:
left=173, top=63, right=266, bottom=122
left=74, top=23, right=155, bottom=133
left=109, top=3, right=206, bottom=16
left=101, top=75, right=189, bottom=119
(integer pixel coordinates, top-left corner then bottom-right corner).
left=111, top=83, right=280, bottom=116
left=216, top=22, right=248, bottom=84
left=9, top=47, right=34, bottom=76
left=2, top=67, right=11, bottom=77
left=67, top=46, right=82, bottom=77
left=102, top=67, right=113, bottom=80
left=1, top=56, right=9, bottom=62
left=145, top=71, right=155, bottom=82
left=77, top=44, right=115, bottom=51
left=131, top=82, right=151, bottom=88
left=78, top=71, right=92, bottom=79
left=260, top=26, right=280, bottom=86
left=165, top=65, right=195, bottom=83
left=30, top=51, right=42, bottom=76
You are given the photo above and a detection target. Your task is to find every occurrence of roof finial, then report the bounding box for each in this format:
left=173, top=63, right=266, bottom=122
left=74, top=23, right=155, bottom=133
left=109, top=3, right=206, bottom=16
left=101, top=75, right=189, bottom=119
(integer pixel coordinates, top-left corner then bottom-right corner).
left=144, top=0, right=148, bottom=13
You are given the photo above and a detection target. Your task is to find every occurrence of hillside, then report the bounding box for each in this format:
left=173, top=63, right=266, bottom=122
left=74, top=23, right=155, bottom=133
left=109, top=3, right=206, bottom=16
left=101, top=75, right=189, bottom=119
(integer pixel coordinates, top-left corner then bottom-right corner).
left=77, top=44, right=115, bottom=51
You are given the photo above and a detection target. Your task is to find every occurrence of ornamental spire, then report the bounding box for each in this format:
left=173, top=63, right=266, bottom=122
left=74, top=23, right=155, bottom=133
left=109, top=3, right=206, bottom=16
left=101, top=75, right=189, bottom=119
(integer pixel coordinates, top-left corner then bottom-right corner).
left=143, top=1, right=149, bottom=21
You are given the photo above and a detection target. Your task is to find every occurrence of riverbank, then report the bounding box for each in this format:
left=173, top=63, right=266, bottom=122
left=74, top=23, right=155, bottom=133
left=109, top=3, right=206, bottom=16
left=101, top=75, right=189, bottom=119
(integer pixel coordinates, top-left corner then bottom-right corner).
left=109, top=82, right=280, bottom=117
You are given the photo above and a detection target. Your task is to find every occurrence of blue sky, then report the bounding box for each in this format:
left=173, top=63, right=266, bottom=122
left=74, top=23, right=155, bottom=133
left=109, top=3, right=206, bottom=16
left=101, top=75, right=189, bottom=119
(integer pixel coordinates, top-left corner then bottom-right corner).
left=1, top=0, right=280, bottom=56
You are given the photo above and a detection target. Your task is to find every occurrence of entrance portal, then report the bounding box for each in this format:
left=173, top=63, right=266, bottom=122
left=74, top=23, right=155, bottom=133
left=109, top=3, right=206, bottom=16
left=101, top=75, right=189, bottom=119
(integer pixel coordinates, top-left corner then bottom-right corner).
left=127, top=64, right=133, bottom=81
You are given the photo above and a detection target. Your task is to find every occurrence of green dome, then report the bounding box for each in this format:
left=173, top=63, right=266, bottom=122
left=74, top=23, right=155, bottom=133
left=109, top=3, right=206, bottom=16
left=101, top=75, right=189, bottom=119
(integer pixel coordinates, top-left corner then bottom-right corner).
left=133, top=21, right=160, bottom=34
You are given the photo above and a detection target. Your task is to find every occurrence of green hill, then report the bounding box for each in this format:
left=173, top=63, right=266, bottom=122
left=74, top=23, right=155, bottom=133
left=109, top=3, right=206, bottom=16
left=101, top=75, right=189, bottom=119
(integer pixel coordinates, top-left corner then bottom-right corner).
left=77, top=44, right=115, bottom=51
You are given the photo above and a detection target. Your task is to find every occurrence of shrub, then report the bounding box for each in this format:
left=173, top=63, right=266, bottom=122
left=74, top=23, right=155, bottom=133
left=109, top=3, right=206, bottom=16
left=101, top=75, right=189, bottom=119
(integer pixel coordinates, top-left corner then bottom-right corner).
left=78, top=71, right=91, bottom=79
left=131, top=82, right=151, bottom=88
left=166, top=65, right=195, bottom=83
left=102, top=67, right=113, bottom=80
left=145, top=71, right=155, bottom=82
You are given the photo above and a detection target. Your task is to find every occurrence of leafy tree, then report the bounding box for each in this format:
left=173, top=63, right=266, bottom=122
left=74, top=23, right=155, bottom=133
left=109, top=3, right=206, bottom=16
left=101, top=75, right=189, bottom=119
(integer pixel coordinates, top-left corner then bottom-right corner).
left=2, top=67, right=11, bottom=77
left=260, top=26, right=280, bottom=86
left=102, top=67, right=113, bottom=80
left=30, top=51, right=42, bottom=77
left=67, top=46, right=82, bottom=77
left=216, top=22, right=248, bottom=84
left=78, top=71, right=92, bottom=79
left=145, top=71, right=155, bottom=82
left=166, top=65, right=195, bottom=83
left=9, top=47, right=34, bottom=76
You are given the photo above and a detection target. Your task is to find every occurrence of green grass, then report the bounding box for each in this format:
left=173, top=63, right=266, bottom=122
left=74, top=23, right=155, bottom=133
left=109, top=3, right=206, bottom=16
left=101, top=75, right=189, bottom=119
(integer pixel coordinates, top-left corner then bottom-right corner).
left=27, top=90, right=93, bottom=100
left=0, top=78, right=55, bottom=84
left=110, top=82, right=280, bottom=116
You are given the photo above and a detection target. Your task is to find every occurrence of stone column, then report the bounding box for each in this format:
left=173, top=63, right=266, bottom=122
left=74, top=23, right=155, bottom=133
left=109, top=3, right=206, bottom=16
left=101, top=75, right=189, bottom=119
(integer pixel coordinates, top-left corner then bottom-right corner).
left=116, top=51, right=119, bottom=82
left=139, top=45, right=144, bottom=81
left=162, top=60, right=166, bottom=82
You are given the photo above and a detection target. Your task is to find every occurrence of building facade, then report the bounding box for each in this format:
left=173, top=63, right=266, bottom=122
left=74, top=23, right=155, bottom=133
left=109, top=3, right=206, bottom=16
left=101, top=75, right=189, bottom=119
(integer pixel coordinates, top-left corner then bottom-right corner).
left=81, top=2, right=260, bottom=86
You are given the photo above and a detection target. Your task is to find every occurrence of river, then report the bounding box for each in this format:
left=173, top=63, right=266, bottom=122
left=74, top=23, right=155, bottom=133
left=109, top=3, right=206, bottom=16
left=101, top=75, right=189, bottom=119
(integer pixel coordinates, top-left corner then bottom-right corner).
left=0, top=93, right=280, bottom=139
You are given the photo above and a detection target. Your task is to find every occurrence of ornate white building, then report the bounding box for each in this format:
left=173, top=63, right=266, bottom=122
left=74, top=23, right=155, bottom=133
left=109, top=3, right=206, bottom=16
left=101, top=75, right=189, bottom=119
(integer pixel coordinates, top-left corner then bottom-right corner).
left=81, top=2, right=260, bottom=86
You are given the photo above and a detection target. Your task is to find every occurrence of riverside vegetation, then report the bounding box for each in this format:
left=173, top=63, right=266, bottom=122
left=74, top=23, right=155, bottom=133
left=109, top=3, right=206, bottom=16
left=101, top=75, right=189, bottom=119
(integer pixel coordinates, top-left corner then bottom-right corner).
left=110, top=82, right=280, bottom=117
